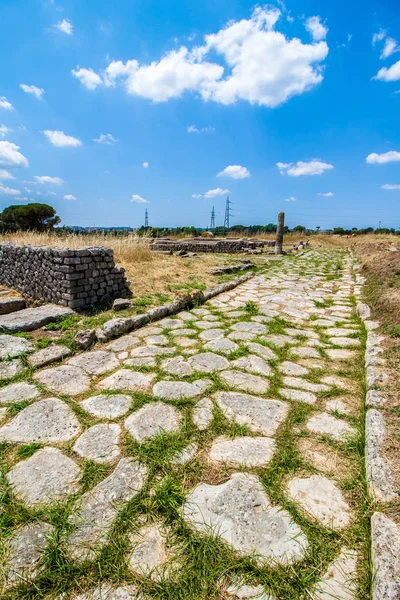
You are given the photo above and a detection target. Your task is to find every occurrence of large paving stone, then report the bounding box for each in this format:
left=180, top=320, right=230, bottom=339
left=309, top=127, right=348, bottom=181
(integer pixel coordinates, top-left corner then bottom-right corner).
left=153, top=379, right=210, bottom=401
left=34, top=365, right=91, bottom=396
left=282, top=377, right=329, bottom=393
left=161, top=356, right=194, bottom=377
left=195, top=320, right=223, bottom=329
left=307, top=412, right=355, bottom=442
left=0, top=382, right=39, bottom=405
left=199, top=328, right=225, bottom=341
left=71, top=585, right=143, bottom=600
left=245, top=342, right=277, bottom=361
left=0, top=358, right=24, bottom=380
left=0, top=304, right=73, bottom=333
left=329, top=337, right=361, bottom=347
left=125, top=402, right=181, bottom=442
left=0, top=296, right=25, bottom=315
left=128, top=523, right=169, bottom=580
left=231, top=355, right=272, bottom=376
left=188, top=352, right=229, bottom=373
left=226, top=583, right=273, bottom=599
left=310, top=548, right=357, bottom=600
left=183, top=473, right=308, bottom=565
left=287, top=475, right=351, bottom=530
left=73, top=424, right=121, bottom=463
left=68, top=351, right=120, bottom=375
left=214, top=392, right=288, bottom=436
left=106, top=335, right=141, bottom=352
left=0, top=334, right=34, bottom=359
left=130, top=344, right=175, bottom=357
left=371, top=512, right=400, bottom=600
left=81, top=394, right=132, bottom=419
left=220, top=370, right=269, bottom=394
left=278, top=361, right=309, bottom=376
left=28, top=344, right=72, bottom=368
left=7, top=447, right=81, bottom=505
left=98, top=369, right=155, bottom=392
left=67, top=458, right=147, bottom=561
left=193, top=397, right=214, bottom=430
left=209, top=436, right=275, bottom=467
left=231, top=322, right=268, bottom=335
left=365, top=409, right=398, bottom=502
left=280, top=388, right=317, bottom=405
left=5, top=521, right=54, bottom=584
left=0, top=398, right=81, bottom=443
left=204, top=338, right=239, bottom=354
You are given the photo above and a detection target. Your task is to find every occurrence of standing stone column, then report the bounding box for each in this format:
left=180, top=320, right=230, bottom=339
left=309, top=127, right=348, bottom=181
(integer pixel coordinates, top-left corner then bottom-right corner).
left=275, top=212, right=285, bottom=254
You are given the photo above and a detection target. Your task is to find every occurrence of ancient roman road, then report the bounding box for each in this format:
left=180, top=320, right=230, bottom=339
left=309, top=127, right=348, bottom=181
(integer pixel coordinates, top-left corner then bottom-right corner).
left=0, top=250, right=373, bottom=599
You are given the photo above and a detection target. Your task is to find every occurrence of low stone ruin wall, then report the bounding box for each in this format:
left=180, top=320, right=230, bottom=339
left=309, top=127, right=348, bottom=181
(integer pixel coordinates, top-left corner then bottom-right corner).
left=0, top=243, right=131, bottom=309
left=150, top=238, right=275, bottom=254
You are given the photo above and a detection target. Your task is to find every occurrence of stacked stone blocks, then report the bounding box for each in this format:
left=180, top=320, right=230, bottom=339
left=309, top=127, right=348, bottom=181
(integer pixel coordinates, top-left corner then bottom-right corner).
left=0, top=243, right=131, bottom=309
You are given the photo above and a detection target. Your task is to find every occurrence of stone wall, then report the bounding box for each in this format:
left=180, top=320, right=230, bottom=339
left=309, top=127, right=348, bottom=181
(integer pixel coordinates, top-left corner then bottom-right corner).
left=150, top=238, right=274, bottom=254
left=0, top=243, right=131, bottom=309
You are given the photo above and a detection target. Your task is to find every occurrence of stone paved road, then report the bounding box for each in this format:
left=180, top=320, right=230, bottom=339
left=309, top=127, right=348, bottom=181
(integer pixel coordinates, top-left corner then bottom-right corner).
left=0, top=250, right=369, bottom=599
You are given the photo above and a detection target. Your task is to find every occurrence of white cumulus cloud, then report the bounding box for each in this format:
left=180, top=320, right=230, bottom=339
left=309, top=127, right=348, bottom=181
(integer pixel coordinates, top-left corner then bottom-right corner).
left=204, top=188, right=230, bottom=198
left=373, top=29, right=386, bottom=45
left=72, top=68, right=103, bottom=90
left=0, top=169, right=14, bottom=180
left=73, top=6, right=329, bottom=108
left=192, top=193, right=202, bottom=198
left=93, top=133, right=118, bottom=145
left=0, top=125, right=11, bottom=138
left=143, top=161, right=149, bottom=168
left=34, top=175, right=64, bottom=185
left=284, top=196, right=296, bottom=202
left=366, top=150, right=400, bottom=164
left=0, top=97, right=13, bottom=111
left=278, top=159, right=333, bottom=176
left=64, top=194, right=77, bottom=200
left=0, top=184, right=21, bottom=196
left=0, top=141, right=29, bottom=167
left=305, top=16, right=328, bottom=41
left=317, top=192, right=334, bottom=196
left=381, top=37, right=399, bottom=59
left=381, top=184, right=400, bottom=190
left=20, top=84, right=44, bottom=99
left=187, top=125, right=215, bottom=133
left=374, top=60, right=400, bottom=82
left=55, top=19, right=73, bottom=35
left=217, top=165, right=251, bottom=179
left=43, top=130, right=82, bottom=147
left=131, top=194, right=148, bottom=203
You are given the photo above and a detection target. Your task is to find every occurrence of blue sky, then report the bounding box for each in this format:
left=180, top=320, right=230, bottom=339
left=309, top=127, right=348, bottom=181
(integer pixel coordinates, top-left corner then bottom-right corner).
left=0, top=0, right=400, bottom=230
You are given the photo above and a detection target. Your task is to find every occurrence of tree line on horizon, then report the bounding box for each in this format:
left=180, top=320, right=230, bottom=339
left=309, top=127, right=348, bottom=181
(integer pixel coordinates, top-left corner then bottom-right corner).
left=0, top=203, right=398, bottom=236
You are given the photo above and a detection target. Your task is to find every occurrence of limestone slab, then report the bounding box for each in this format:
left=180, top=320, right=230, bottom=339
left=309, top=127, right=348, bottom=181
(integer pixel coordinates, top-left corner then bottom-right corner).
left=199, top=328, right=225, bottom=341
left=7, top=447, right=81, bottom=505
left=5, top=521, right=54, bottom=584
left=0, top=382, right=39, bottom=405
left=287, top=475, right=351, bottom=530
left=231, top=322, right=268, bottom=335
left=0, top=397, right=81, bottom=443
left=193, top=397, right=214, bottom=430
left=28, top=344, right=72, bottom=369
left=34, top=364, right=91, bottom=396
left=279, top=361, right=309, bottom=376
left=98, top=369, right=155, bottom=393
left=365, top=409, right=398, bottom=502
left=280, top=388, right=317, bottom=405
left=124, top=357, right=156, bottom=368
left=183, top=473, right=308, bottom=565
left=71, top=585, right=143, bottom=600
left=0, top=358, right=23, bottom=380
left=231, top=355, right=272, bottom=377
left=188, top=352, right=229, bottom=373
left=128, top=523, right=169, bottom=580
left=74, top=424, right=121, bottom=463
left=329, top=337, right=361, bottom=347
left=0, top=304, right=73, bottom=333
left=153, top=379, right=210, bottom=401
left=214, top=391, right=288, bottom=436
left=161, top=356, right=194, bottom=376
left=204, top=338, right=239, bottom=354
left=67, top=458, right=147, bottom=561
left=209, top=436, right=275, bottom=467
left=220, top=370, right=269, bottom=394
left=325, top=349, right=356, bottom=361
left=307, top=412, right=355, bottom=442
left=245, top=342, right=277, bottom=361
left=81, top=394, right=131, bottom=419
left=106, top=335, right=141, bottom=352
left=68, top=351, right=120, bottom=375
left=282, top=377, right=329, bottom=393
left=289, top=347, right=320, bottom=359
left=125, top=402, right=181, bottom=442
left=371, top=512, right=400, bottom=600
left=310, top=548, right=357, bottom=600
left=171, top=442, right=198, bottom=465
left=228, top=331, right=257, bottom=341
left=130, top=345, right=175, bottom=357
left=0, top=334, right=34, bottom=359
